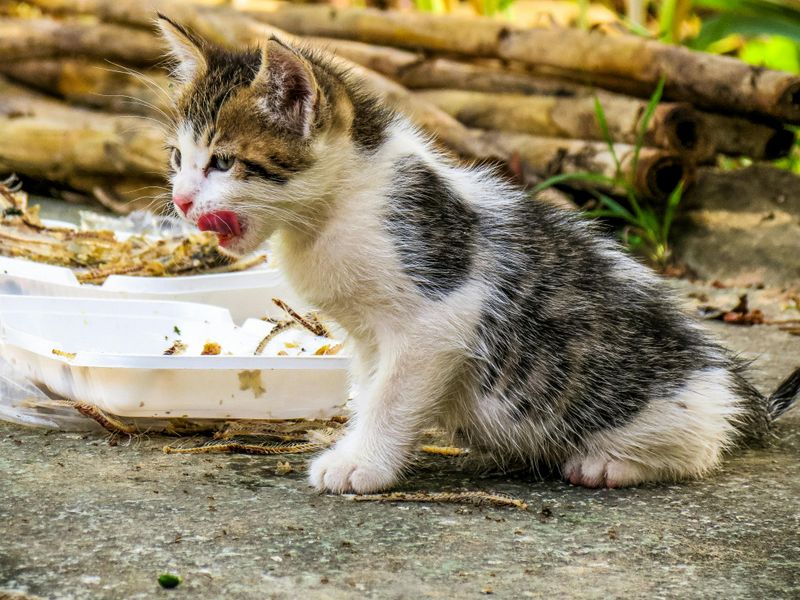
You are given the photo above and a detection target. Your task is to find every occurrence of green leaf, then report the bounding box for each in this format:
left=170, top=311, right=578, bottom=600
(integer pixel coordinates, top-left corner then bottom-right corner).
left=691, top=14, right=800, bottom=51
left=740, top=36, right=800, bottom=72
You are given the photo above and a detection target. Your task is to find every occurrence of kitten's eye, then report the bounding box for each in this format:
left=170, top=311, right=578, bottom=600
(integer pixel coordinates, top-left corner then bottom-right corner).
left=210, top=155, right=235, bottom=172
left=171, top=147, right=181, bottom=169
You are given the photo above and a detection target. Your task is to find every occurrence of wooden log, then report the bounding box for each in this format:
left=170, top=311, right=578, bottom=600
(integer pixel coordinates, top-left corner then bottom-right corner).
left=0, top=17, right=162, bottom=64
left=468, top=130, right=689, bottom=200
left=309, top=37, right=577, bottom=94
left=245, top=1, right=506, bottom=55
left=24, top=0, right=504, bottom=161
left=0, top=78, right=166, bottom=180
left=698, top=113, right=796, bottom=161
left=20, top=0, right=686, bottom=196
left=242, top=3, right=800, bottom=123
left=497, top=28, right=800, bottom=124
left=416, top=89, right=708, bottom=159
left=0, top=58, right=172, bottom=119
left=312, top=40, right=792, bottom=162
left=65, top=174, right=169, bottom=213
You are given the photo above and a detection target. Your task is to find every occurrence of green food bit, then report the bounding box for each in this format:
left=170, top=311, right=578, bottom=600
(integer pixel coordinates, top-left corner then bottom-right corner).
left=173, top=326, right=182, bottom=335
left=158, top=573, right=181, bottom=589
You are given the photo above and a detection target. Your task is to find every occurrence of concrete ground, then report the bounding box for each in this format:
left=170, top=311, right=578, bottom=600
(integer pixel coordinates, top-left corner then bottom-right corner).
left=1, top=201, right=799, bottom=599
left=2, top=303, right=799, bottom=599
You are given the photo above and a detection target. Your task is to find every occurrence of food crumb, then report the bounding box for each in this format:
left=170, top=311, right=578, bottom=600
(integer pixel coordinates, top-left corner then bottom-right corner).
left=276, top=461, right=293, bottom=475
left=52, top=348, right=76, bottom=360
left=314, top=343, right=344, bottom=356
left=201, top=342, right=221, bottom=356
left=163, top=341, right=187, bottom=356
left=173, top=325, right=182, bottom=335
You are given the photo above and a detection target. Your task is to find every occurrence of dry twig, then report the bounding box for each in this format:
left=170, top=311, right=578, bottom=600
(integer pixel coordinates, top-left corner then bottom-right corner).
left=348, top=491, right=529, bottom=510
left=73, top=402, right=138, bottom=435
left=421, top=445, right=467, bottom=457
left=272, top=297, right=331, bottom=337
left=162, top=442, right=321, bottom=455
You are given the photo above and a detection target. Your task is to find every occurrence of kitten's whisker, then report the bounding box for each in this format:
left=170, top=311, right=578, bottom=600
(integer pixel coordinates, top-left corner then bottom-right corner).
left=101, top=61, right=174, bottom=105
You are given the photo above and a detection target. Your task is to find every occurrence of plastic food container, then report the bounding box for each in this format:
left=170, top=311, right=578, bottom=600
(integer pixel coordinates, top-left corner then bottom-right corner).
left=0, top=255, right=308, bottom=322
left=0, top=296, right=350, bottom=420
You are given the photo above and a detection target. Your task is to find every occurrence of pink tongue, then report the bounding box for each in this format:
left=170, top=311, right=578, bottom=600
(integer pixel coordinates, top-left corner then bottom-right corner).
left=197, top=211, right=241, bottom=237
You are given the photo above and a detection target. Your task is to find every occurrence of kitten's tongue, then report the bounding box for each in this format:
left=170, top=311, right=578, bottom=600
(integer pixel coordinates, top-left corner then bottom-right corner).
left=197, top=211, right=241, bottom=242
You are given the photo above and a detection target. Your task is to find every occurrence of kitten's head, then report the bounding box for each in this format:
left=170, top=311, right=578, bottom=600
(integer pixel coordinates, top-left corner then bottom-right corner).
left=157, top=16, right=348, bottom=254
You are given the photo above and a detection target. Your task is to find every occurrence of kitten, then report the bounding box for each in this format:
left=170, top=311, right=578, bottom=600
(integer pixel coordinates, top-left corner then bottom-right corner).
left=157, top=16, right=800, bottom=493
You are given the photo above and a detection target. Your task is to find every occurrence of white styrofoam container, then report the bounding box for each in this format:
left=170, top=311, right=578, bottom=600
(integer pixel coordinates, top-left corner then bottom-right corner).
left=0, top=296, right=350, bottom=420
left=0, top=254, right=307, bottom=322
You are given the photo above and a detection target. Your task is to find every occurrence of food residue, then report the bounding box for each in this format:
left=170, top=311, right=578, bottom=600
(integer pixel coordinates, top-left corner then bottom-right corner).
left=201, top=342, right=221, bottom=356
left=163, top=341, right=187, bottom=356
left=238, top=369, right=265, bottom=397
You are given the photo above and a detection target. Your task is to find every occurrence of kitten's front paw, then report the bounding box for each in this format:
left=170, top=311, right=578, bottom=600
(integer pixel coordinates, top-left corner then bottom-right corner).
left=309, top=447, right=397, bottom=494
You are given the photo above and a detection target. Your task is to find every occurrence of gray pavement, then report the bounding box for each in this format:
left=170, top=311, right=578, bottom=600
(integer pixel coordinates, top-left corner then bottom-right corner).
left=1, top=312, right=799, bottom=599
left=1, top=200, right=798, bottom=599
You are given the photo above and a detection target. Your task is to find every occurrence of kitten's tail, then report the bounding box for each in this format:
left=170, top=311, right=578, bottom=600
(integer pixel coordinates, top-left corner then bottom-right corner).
left=768, top=367, right=800, bottom=420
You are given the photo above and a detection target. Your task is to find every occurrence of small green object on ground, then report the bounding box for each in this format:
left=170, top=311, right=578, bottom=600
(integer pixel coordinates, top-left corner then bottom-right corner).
left=158, top=573, right=181, bottom=589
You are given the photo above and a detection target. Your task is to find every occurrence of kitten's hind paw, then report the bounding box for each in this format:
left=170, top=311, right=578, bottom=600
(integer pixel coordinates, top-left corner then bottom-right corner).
left=562, top=455, right=650, bottom=489
left=309, top=447, right=398, bottom=494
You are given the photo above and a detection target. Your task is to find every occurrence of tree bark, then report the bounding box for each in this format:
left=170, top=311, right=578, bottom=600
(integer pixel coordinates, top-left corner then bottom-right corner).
left=242, top=3, right=800, bottom=123
left=698, top=113, right=795, bottom=161
left=24, top=0, right=496, bottom=160
left=468, top=130, right=689, bottom=200
left=65, top=174, right=169, bottom=213
left=0, top=17, right=162, bottom=64
left=0, top=78, right=166, bottom=180
left=0, top=58, right=172, bottom=120
left=416, top=89, right=708, bottom=159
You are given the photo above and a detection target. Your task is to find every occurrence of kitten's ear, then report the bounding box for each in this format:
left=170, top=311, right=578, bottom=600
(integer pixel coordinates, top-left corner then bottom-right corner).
left=156, top=14, right=207, bottom=83
left=251, top=39, right=318, bottom=139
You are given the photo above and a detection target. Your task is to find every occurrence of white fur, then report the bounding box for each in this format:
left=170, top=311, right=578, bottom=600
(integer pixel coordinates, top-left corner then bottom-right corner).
left=563, top=367, right=746, bottom=487
left=174, top=112, right=748, bottom=493
left=157, top=19, right=205, bottom=84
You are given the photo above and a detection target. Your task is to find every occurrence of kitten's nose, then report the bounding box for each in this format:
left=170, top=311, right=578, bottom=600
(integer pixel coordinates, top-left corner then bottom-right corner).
left=173, top=195, right=193, bottom=215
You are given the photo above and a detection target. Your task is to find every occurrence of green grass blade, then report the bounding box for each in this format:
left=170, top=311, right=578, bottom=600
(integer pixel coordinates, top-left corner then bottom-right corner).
left=661, top=180, right=684, bottom=243
left=632, top=77, right=665, bottom=175
left=590, top=192, right=638, bottom=224
left=532, top=172, right=618, bottom=194
left=593, top=95, right=622, bottom=179
left=659, top=0, right=679, bottom=43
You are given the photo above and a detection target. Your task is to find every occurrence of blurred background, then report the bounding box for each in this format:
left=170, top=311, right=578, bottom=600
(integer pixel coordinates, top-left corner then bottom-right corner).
left=1, top=0, right=799, bottom=281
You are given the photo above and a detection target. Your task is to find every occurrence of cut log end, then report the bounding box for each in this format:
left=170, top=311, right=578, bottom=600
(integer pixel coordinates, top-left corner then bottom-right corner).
left=638, top=155, right=686, bottom=201
left=779, top=81, right=800, bottom=122
left=664, top=107, right=700, bottom=152
left=764, top=128, right=797, bottom=161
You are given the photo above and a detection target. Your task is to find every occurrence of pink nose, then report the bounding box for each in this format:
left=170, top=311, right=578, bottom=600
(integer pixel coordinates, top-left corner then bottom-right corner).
left=173, top=195, right=193, bottom=215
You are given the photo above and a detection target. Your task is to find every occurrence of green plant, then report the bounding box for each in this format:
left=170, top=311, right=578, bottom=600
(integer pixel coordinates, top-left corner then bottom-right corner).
left=533, top=78, right=683, bottom=268
left=690, top=0, right=800, bottom=51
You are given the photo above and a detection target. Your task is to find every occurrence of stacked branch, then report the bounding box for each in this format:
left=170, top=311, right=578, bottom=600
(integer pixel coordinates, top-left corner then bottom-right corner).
left=1, top=0, right=796, bottom=209
left=248, top=2, right=800, bottom=123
